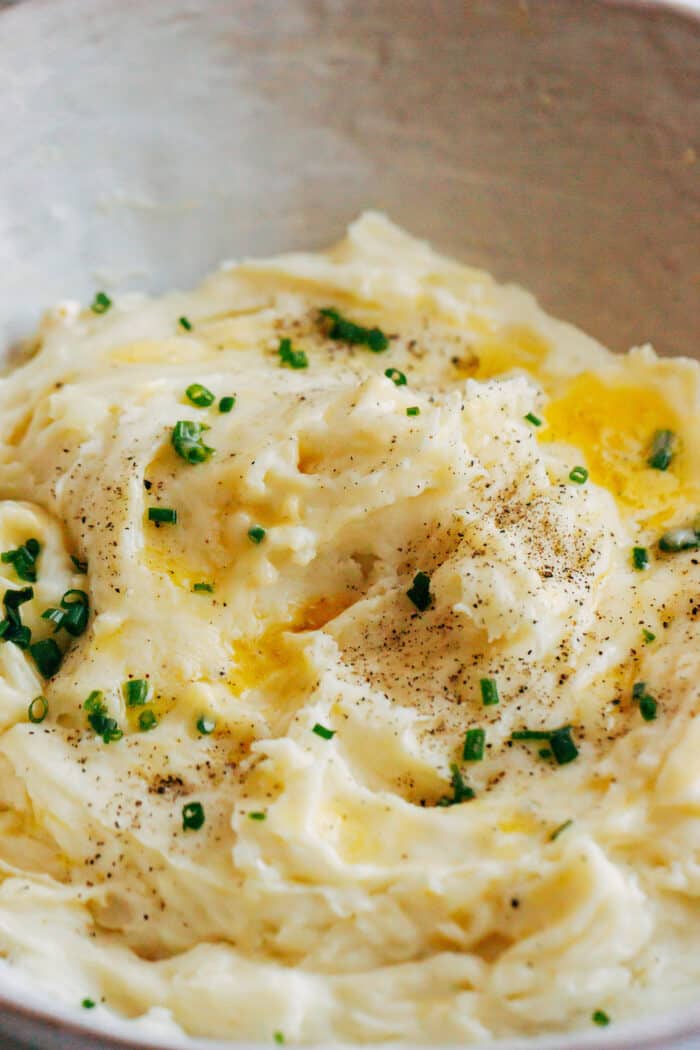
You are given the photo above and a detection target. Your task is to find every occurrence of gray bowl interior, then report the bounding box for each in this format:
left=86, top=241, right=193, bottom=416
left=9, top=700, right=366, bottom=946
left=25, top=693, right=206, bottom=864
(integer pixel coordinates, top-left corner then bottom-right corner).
left=0, top=0, right=700, bottom=1048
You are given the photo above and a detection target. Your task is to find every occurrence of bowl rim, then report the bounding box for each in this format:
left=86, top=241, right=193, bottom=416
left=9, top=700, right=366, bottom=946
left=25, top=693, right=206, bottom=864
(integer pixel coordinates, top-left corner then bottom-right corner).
left=0, top=0, right=699, bottom=1046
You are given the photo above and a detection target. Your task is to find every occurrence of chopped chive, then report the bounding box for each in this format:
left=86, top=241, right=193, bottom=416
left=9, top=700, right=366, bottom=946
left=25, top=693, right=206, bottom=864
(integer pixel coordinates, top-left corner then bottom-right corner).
left=193, top=582, right=214, bottom=593
left=480, top=677, right=499, bottom=706
left=549, top=726, right=579, bottom=764
left=648, top=429, right=675, bottom=471
left=171, top=420, right=215, bottom=464
left=278, top=337, right=308, bottom=369
left=28, top=695, right=48, bottom=724
left=406, top=406, right=420, bottom=416
left=249, top=811, right=267, bottom=821
left=71, top=555, right=88, bottom=573
left=90, top=291, right=112, bottom=314
left=312, top=722, right=335, bottom=740
left=123, top=678, right=150, bottom=707
left=30, top=638, right=62, bottom=679
left=274, top=1033, right=285, bottom=1046
left=639, top=695, right=657, bottom=721
left=84, top=690, right=122, bottom=743
left=384, top=367, right=406, bottom=386
left=642, top=628, right=656, bottom=644
left=592, top=1010, right=610, bottom=1027
left=436, top=763, right=475, bottom=806
left=182, top=801, right=205, bottom=831
left=524, top=412, right=542, bottom=427
left=247, top=525, right=266, bottom=545
left=178, top=316, right=193, bottom=331
left=185, top=383, right=216, bottom=408
left=138, top=710, right=158, bottom=732
left=82, top=999, right=96, bottom=1010
left=1, top=538, right=40, bottom=582
left=632, top=546, right=649, bottom=571
left=196, top=715, right=216, bottom=735
left=568, top=465, right=588, bottom=485
left=512, top=725, right=578, bottom=765
left=1, top=586, right=33, bottom=649
left=41, top=589, right=89, bottom=637
left=463, top=727, right=485, bottom=761
left=147, top=507, right=177, bottom=524
left=549, top=818, right=573, bottom=841
left=407, top=571, right=431, bottom=612
left=319, top=307, right=389, bottom=353
left=659, top=525, right=699, bottom=552
left=632, top=681, right=647, bottom=701
left=538, top=747, right=553, bottom=759
left=218, top=395, right=235, bottom=413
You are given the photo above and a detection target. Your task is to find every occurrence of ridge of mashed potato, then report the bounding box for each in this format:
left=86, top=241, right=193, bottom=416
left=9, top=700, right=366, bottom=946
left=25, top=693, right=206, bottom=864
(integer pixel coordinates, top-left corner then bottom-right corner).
left=0, top=214, right=699, bottom=1043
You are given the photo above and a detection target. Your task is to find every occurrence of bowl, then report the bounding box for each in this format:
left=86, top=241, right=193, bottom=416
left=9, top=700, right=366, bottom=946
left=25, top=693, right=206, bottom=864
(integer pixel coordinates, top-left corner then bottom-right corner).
left=0, top=0, right=699, bottom=1047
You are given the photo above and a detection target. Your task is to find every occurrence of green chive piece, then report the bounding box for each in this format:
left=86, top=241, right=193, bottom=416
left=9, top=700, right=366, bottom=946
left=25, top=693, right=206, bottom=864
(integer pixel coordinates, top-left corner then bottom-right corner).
left=639, top=695, right=657, bottom=721
left=480, top=677, right=499, bottom=706
left=123, top=679, right=150, bottom=707
left=0, top=586, right=33, bottom=649
left=247, top=525, right=266, bottom=545
left=147, top=507, right=177, bottom=524
left=312, top=722, right=335, bottom=740
left=249, top=811, right=267, bottom=821
left=178, top=316, right=193, bottom=331
left=30, top=638, right=62, bottom=679
left=139, top=710, right=158, bottom=732
left=632, top=546, right=649, bottom=571
left=436, top=763, right=475, bottom=807
left=648, top=429, right=675, bottom=471
left=41, top=588, right=89, bottom=637
left=659, top=526, right=699, bottom=552
left=171, top=420, right=215, bottom=464
left=592, top=1010, right=610, bottom=1027
left=185, top=383, right=216, bottom=408
left=632, top=681, right=647, bottom=701
left=549, top=726, right=579, bottom=765
left=71, top=555, right=88, bottom=573
left=28, top=695, right=48, bottom=724
left=182, top=801, right=205, bottom=831
left=407, top=571, right=431, bottom=612
left=90, top=291, right=112, bottom=314
left=524, top=412, right=542, bottom=427
left=193, top=582, right=214, bottom=593
left=538, top=747, right=553, bottom=759
left=406, top=406, right=420, bottom=416
left=84, top=690, right=122, bottom=743
left=319, top=307, right=389, bottom=352
left=642, top=628, right=656, bottom=644
left=278, top=337, right=308, bottom=369
left=384, top=367, right=406, bottom=386
left=274, top=1033, right=285, bottom=1045
left=568, top=465, right=588, bottom=485
left=512, top=724, right=578, bottom=765
left=549, top=818, right=573, bottom=841
left=196, top=715, right=216, bottom=735
left=463, top=727, right=485, bottom=761
left=82, top=999, right=96, bottom=1010
left=1, top=538, right=40, bottom=582
left=218, top=395, right=235, bottom=413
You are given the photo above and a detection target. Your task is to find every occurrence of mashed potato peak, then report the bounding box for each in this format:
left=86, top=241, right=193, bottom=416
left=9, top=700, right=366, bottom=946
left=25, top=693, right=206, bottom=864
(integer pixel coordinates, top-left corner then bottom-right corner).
left=0, top=214, right=698, bottom=1042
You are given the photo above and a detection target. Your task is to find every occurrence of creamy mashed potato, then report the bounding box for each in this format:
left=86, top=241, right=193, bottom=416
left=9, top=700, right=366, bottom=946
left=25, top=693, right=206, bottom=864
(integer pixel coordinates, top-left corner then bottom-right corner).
left=0, top=214, right=699, bottom=1043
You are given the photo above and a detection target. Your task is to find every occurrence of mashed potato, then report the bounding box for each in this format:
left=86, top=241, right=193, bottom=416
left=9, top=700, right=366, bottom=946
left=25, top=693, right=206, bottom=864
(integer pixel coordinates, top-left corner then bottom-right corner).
left=0, top=214, right=699, bottom=1043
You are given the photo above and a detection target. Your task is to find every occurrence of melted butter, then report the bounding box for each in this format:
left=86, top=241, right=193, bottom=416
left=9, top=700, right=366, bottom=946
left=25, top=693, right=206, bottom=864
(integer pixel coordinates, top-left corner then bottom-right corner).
left=125, top=692, right=177, bottom=733
left=229, top=626, right=312, bottom=702
left=542, top=373, right=698, bottom=526
left=453, top=324, right=550, bottom=382
left=292, top=594, right=355, bottom=631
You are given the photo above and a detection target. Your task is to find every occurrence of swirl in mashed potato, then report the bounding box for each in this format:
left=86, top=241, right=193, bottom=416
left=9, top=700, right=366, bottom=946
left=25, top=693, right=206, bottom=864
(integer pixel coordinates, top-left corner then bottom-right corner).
left=0, top=214, right=699, bottom=1043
